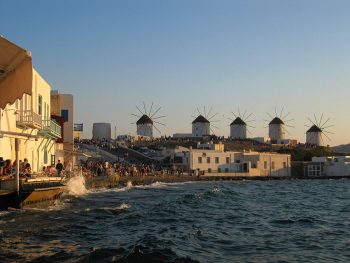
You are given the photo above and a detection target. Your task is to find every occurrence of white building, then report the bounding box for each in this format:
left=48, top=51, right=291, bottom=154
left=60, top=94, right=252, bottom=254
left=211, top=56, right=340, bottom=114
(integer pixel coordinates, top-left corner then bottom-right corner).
left=192, top=115, right=210, bottom=137
left=167, top=144, right=291, bottom=176
left=304, top=156, right=350, bottom=177
left=136, top=115, right=153, bottom=137
left=0, top=36, right=61, bottom=172
left=306, top=125, right=323, bottom=146
left=230, top=117, right=247, bottom=139
left=269, top=117, right=285, bottom=142
left=92, top=122, right=111, bottom=141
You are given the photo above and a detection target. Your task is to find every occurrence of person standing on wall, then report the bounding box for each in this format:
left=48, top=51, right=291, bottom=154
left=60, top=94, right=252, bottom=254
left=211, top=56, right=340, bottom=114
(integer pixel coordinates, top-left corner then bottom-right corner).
left=56, top=160, right=64, bottom=176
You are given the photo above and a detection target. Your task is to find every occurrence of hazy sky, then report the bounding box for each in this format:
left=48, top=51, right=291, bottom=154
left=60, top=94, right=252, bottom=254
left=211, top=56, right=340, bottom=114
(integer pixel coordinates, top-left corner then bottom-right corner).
left=1, top=0, right=349, bottom=145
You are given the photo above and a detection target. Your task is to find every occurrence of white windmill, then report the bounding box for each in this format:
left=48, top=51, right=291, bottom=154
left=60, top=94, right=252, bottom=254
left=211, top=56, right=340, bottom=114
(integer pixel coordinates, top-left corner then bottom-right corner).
left=132, top=102, right=165, bottom=137
left=305, top=114, right=333, bottom=146
left=229, top=109, right=255, bottom=139
left=192, top=106, right=219, bottom=137
left=265, top=108, right=293, bottom=142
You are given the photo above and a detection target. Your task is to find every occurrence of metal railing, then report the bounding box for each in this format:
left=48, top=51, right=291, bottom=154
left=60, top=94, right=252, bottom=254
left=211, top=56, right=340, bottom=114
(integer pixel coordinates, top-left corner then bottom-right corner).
left=41, top=119, right=62, bottom=138
left=16, top=110, right=42, bottom=129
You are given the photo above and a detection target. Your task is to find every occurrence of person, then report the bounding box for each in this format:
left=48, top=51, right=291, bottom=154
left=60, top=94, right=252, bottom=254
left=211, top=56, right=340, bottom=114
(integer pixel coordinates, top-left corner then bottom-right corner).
left=0, top=157, right=4, bottom=175
left=49, top=164, right=56, bottom=176
left=56, top=160, right=64, bottom=176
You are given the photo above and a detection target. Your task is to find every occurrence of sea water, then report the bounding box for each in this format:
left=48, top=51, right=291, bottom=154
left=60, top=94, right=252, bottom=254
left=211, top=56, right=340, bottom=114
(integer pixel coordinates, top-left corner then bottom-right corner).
left=0, top=179, right=350, bottom=262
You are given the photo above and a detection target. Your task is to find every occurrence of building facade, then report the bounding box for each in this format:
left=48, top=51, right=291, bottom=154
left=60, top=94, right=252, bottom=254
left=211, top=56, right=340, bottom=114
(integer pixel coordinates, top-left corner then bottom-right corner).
left=0, top=69, right=61, bottom=172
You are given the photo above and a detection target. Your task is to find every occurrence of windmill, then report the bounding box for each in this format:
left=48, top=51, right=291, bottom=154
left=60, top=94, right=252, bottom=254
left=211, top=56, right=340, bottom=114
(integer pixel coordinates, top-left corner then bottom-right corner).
left=228, top=108, right=255, bottom=139
left=265, top=107, right=294, bottom=142
left=132, top=102, right=165, bottom=137
left=305, top=114, right=333, bottom=146
left=191, top=106, right=220, bottom=137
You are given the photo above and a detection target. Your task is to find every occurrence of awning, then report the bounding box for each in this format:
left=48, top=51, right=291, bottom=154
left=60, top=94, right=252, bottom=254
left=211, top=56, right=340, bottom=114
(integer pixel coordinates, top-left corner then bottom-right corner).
left=0, top=36, right=33, bottom=109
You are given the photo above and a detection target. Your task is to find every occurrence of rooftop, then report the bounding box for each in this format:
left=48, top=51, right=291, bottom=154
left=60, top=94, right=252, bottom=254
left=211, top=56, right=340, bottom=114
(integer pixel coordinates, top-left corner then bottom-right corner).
left=230, top=117, right=246, bottom=126
left=192, top=115, right=210, bottom=124
left=269, top=117, right=284, bottom=125
left=137, top=115, right=153, bottom=125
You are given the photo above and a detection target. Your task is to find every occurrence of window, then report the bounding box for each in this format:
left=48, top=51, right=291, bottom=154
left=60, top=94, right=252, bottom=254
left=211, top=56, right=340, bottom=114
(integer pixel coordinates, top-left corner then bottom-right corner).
left=215, top=157, right=219, bottom=164
left=198, top=157, right=202, bottom=164
left=51, top=154, right=55, bottom=165
left=226, top=157, right=230, bottom=164
left=61, top=110, right=69, bottom=122
left=38, top=95, right=42, bottom=115
left=225, top=168, right=229, bottom=172
left=283, top=162, right=287, bottom=168
left=218, top=168, right=221, bottom=173
left=208, top=168, right=212, bottom=173
left=264, top=161, right=267, bottom=169
left=251, top=163, right=257, bottom=168
left=207, top=157, right=210, bottom=163
left=271, top=161, right=275, bottom=170
left=44, top=147, right=48, bottom=164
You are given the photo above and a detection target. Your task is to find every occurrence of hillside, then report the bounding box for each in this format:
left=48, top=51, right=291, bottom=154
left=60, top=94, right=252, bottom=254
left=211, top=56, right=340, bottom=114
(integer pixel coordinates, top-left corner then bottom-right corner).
left=332, top=144, right=350, bottom=154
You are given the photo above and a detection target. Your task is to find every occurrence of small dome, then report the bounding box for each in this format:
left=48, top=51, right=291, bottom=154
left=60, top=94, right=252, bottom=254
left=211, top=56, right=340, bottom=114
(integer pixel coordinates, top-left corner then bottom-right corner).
left=230, top=117, right=246, bottom=126
left=269, top=117, right=284, bottom=125
left=307, top=125, right=322, bottom=133
left=136, top=115, right=153, bottom=125
left=192, top=115, right=210, bottom=124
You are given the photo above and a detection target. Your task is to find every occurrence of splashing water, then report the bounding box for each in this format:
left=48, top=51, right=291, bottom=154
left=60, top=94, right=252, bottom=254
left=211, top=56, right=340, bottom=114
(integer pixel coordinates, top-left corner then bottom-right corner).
left=66, top=175, right=87, bottom=196
left=126, top=181, right=133, bottom=189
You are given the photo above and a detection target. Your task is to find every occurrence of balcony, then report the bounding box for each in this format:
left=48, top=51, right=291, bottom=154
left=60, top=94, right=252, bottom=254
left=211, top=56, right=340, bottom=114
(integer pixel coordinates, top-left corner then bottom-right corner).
left=39, top=119, right=62, bottom=139
left=16, top=110, right=42, bottom=129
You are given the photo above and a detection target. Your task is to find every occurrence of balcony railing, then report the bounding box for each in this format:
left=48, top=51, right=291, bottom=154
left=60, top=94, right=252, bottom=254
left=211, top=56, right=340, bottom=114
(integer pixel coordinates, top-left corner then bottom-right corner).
left=16, top=110, right=42, bottom=129
left=40, top=119, right=62, bottom=139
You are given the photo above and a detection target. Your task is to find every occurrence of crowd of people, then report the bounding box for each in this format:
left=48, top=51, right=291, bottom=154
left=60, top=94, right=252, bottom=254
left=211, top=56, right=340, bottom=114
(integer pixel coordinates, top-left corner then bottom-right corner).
left=0, top=157, right=69, bottom=179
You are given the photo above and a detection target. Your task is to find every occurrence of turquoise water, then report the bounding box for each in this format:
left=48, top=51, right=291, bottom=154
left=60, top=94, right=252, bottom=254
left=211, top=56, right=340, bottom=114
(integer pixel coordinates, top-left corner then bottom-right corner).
left=0, top=179, right=350, bottom=262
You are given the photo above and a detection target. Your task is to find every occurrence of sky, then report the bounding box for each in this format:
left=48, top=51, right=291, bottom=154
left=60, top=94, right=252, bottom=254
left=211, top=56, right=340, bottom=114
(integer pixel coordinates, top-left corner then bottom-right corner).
left=1, top=0, right=350, bottom=146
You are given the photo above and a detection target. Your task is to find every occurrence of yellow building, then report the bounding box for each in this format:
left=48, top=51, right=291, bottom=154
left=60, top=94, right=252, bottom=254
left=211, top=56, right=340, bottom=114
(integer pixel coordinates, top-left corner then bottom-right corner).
left=0, top=36, right=61, bottom=172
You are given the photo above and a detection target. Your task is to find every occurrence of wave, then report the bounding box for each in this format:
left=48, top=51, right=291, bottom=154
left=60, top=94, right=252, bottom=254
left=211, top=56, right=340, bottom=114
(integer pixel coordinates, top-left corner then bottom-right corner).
left=66, top=175, right=87, bottom=196
left=30, top=245, right=200, bottom=263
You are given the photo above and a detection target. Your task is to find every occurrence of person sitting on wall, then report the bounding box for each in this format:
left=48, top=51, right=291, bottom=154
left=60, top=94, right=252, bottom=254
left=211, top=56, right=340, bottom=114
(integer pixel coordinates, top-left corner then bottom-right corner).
left=3, top=159, right=12, bottom=175
left=24, top=162, right=32, bottom=177
left=0, top=157, right=4, bottom=175
left=49, top=164, right=56, bottom=176
left=56, top=160, right=64, bottom=176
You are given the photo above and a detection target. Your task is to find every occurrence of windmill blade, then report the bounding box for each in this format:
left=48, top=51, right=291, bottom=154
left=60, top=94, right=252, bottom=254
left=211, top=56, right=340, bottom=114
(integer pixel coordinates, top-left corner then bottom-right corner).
left=131, top=113, right=141, bottom=118
left=154, top=121, right=165, bottom=126
left=266, top=112, right=274, bottom=119
left=130, top=122, right=136, bottom=125
left=285, top=124, right=294, bottom=128
left=308, top=118, right=317, bottom=126
left=284, top=118, right=294, bottom=123
left=151, top=107, right=162, bottom=118
left=247, top=124, right=256, bottom=129
left=136, top=105, right=144, bottom=115
left=232, top=111, right=238, bottom=118
left=245, top=119, right=256, bottom=123
left=242, top=109, right=247, bottom=120
left=238, top=108, right=242, bottom=118
left=322, top=132, right=331, bottom=141
left=322, top=124, right=334, bottom=130
left=210, top=119, right=220, bottom=123
left=143, top=101, right=147, bottom=115
left=320, top=117, right=330, bottom=128
left=148, top=102, right=154, bottom=117
left=313, top=113, right=319, bottom=127
left=207, top=107, right=213, bottom=119
left=280, top=107, right=284, bottom=119
left=152, top=115, right=166, bottom=120
left=319, top=113, right=324, bottom=128
left=208, top=113, right=219, bottom=121
left=245, top=112, right=253, bottom=122
left=274, top=108, right=278, bottom=117
left=282, top=111, right=291, bottom=120
left=153, top=124, right=161, bottom=134
left=323, top=130, right=335, bottom=135
left=211, top=124, right=219, bottom=130
left=196, top=107, right=201, bottom=116
left=204, top=106, right=207, bottom=118
left=263, top=119, right=270, bottom=123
